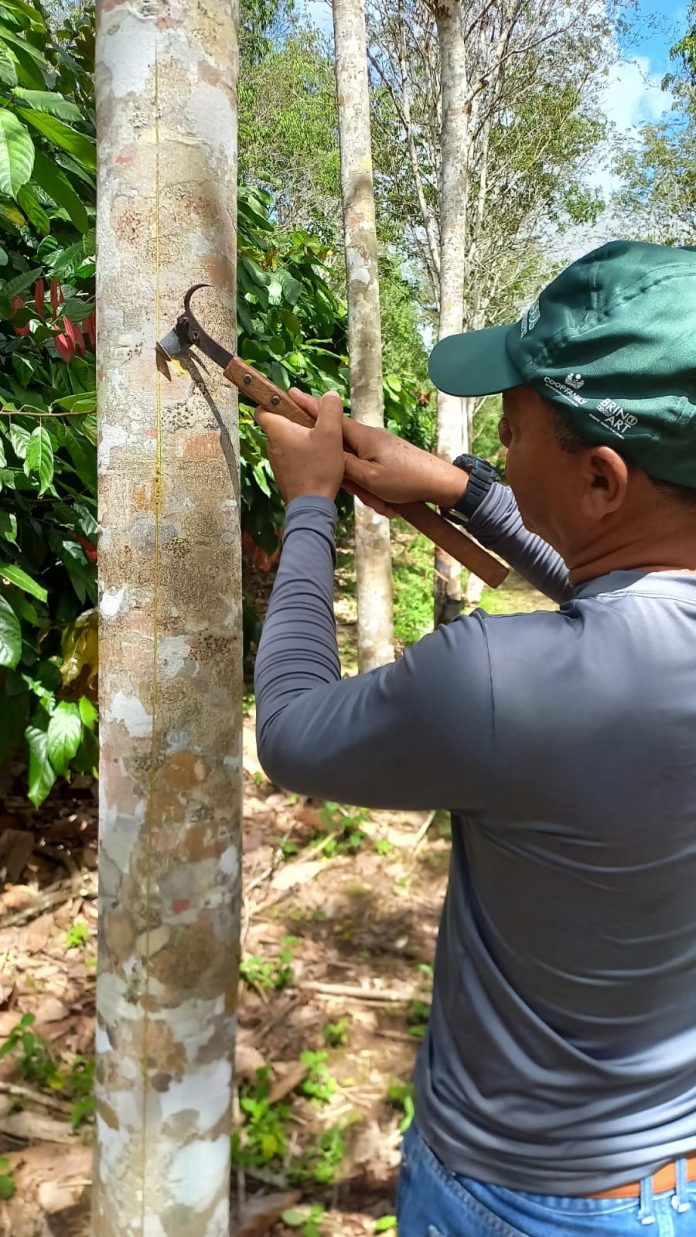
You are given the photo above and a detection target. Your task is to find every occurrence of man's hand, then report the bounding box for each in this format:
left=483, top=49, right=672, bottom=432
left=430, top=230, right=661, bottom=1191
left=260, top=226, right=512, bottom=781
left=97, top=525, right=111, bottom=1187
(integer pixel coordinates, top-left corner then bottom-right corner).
left=256, top=391, right=345, bottom=503
left=287, top=388, right=469, bottom=511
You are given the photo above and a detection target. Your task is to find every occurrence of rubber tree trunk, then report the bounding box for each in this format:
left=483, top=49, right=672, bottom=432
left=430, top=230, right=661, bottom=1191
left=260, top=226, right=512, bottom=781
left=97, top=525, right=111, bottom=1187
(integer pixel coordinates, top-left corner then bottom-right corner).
left=433, top=0, right=468, bottom=627
left=94, top=3, right=240, bottom=1233
left=333, top=0, right=394, bottom=672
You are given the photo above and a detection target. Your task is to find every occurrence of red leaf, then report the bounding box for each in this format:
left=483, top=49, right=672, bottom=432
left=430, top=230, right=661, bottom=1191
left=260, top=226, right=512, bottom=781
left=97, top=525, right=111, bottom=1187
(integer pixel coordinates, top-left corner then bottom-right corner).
left=50, top=279, right=59, bottom=318
left=34, top=279, right=45, bottom=320
left=10, top=299, right=30, bottom=337
left=83, top=311, right=95, bottom=349
left=77, top=535, right=97, bottom=564
left=55, top=333, right=74, bottom=362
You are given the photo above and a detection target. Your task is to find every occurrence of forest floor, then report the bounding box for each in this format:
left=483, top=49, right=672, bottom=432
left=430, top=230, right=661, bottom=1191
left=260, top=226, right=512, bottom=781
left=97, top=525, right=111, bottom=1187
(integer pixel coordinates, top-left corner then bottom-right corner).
left=0, top=531, right=552, bottom=1236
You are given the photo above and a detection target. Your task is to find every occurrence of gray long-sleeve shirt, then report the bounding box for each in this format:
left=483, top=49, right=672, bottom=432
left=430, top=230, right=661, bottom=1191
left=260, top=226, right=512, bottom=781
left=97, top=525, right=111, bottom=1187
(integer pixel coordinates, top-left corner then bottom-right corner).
left=254, top=484, right=696, bottom=1193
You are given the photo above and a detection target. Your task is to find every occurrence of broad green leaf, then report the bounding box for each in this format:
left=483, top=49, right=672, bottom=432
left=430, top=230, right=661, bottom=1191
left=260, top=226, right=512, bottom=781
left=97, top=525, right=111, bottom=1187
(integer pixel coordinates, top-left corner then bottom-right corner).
left=0, top=439, right=4, bottom=468
left=0, top=200, right=24, bottom=228
left=1, top=265, right=42, bottom=299
left=0, top=593, right=21, bottom=667
left=11, top=89, right=82, bottom=123
left=60, top=297, right=95, bottom=324
left=1, top=0, right=45, bottom=29
left=54, top=391, right=96, bottom=415
left=78, top=695, right=97, bottom=729
left=24, top=425, right=54, bottom=494
left=46, top=700, right=82, bottom=775
left=0, top=109, right=34, bottom=197
left=0, top=245, right=8, bottom=265
left=0, top=511, right=15, bottom=545
left=0, top=563, right=47, bottom=602
left=25, top=720, right=57, bottom=805
left=0, top=43, right=17, bottom=87
left=31, top=148, right=89, bottom=233
left=15, top=108, right=95, bottom=172
left=4, top=588, right=38, bottom=625
left=8, top=423, right=30, bottom=459
left=16, top=182, right=49, bottom=234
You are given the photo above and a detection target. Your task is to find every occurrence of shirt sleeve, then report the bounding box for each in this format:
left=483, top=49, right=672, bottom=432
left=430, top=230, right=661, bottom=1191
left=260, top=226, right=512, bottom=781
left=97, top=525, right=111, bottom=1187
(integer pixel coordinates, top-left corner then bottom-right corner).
left=467, top=483, right=573, bottom=604
left=254, top=497, right=495, bottom=811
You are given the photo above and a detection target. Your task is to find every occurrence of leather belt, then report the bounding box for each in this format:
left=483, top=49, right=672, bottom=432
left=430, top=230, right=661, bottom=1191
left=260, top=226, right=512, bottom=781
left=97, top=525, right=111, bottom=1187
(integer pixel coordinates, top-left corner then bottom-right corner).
left=586, top=1153, right=696, bottom=1200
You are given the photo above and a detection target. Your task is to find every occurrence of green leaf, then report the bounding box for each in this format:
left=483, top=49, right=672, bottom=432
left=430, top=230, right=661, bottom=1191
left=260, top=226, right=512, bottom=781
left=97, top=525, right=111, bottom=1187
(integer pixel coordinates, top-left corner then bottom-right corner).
left=8, top=423, right=30, bottom=459
left=16, top=182, right=49, bottom=234
left=11, top=88, right=82, bottom=123
left=15, top=108, right=95, bottom=172
left=1, top=265, right=42, bottom=299
left=0, top=592, right=21, bottom=667
left=0, top=511, right=16, bottom=542
left=0, top=562, right=46, bottom=602
left=78, top=695, right=97, bottom=729
left=0, top=1173, right=15, bottom=1200
left=31, top=148, right=89, bottom=233
left=374, top=1219, right=397, bottom=1233
left=46, top=700, right=82, bottom=775
left=24, top=425, right=53, bottom=494
left=0, top=108, right=34, bottom=197
left=0, top=200, right=24, bottom=228
left=0, top=244, right=8, bottom=265
left=0, top=43, right=17, bottom=88
left=25, top=720, right=57, bottom=806
left=54, top=391, right=96, bottom=415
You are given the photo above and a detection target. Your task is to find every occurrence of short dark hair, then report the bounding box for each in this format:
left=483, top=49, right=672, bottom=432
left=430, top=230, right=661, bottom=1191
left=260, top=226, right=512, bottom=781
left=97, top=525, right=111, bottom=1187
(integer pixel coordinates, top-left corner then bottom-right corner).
left=549, top=405, right=696, bottom=510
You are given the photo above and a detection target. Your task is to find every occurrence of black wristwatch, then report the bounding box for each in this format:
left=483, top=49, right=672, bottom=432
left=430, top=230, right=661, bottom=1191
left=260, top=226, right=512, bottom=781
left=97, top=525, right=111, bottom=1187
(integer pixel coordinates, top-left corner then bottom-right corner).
left=442, top=453, right=499, bottom=525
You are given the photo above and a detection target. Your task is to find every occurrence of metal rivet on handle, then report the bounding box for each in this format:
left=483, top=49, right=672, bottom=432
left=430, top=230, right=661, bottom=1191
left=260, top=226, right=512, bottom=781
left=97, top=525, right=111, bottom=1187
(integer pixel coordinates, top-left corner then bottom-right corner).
left=271, top=395, right=280, bottom=406
left=243, top=374, right=252, bottom=384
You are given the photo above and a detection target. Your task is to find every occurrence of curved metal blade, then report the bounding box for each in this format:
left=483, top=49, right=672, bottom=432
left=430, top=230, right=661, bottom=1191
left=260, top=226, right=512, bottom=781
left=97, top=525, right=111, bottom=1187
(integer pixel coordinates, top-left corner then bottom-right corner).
left=174, top=283, right=234, bottom=370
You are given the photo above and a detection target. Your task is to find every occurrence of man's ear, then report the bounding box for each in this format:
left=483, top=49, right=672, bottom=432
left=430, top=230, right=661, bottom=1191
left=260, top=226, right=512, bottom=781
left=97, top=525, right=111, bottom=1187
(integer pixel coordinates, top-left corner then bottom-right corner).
left=579, top=446, right=630, bottom=519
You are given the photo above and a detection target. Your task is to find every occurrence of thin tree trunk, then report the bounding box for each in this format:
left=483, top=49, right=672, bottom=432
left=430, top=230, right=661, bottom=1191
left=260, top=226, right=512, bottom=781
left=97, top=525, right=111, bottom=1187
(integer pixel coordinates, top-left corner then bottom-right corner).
left=94, top=2, right=240, bottom=1233
left=333, top=0, right=394, bottom=671
left=433, top=0, right=468, bottom=626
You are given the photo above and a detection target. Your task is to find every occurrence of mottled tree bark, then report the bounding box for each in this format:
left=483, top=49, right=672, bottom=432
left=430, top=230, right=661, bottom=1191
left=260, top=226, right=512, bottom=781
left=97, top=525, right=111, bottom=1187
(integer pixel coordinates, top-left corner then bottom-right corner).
left=333, top=0, right=394, bottom=672
left=432, top=0, right=468, bottom=626
left=94, top=2, right=240, bottom=1233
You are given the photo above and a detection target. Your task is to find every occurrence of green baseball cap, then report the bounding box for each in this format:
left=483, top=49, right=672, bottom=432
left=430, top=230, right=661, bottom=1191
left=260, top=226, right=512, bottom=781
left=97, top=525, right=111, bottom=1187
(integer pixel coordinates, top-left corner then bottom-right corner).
left=428, top=240, right=696, bottom=487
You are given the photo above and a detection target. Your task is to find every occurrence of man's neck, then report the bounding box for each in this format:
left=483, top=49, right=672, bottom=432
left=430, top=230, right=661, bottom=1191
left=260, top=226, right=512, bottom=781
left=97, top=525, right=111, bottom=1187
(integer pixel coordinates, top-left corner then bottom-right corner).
left=567, top=528, right=696, bottom=587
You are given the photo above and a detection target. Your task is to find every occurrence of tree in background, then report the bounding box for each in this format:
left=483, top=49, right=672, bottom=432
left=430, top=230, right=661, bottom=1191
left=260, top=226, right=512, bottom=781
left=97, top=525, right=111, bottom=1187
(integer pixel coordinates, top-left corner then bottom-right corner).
left=613, top=4, right=696, bottom=244
left=368, top=0, right=611, bottom=617
left=333, top=0, right=394, bottom=671
left=94, top=0, right=240, bottom=1228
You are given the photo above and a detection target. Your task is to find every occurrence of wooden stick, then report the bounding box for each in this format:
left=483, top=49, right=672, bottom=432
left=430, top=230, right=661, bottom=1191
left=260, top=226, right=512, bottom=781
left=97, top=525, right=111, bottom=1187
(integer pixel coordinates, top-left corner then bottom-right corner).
left=224, top=356, right=509, bottom=589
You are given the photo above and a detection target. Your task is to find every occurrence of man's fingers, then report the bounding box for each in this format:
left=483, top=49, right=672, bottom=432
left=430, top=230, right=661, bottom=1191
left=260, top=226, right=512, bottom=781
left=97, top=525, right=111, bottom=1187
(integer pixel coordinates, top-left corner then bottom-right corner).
left=288, top=387, right=319, bottom=422
left=315, top=391, right=345, bottom=444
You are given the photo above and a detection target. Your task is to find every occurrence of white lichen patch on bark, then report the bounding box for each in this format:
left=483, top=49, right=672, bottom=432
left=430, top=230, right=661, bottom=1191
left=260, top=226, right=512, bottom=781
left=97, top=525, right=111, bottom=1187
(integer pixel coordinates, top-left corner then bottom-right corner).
left=95, top=0, right=241, bottom=1233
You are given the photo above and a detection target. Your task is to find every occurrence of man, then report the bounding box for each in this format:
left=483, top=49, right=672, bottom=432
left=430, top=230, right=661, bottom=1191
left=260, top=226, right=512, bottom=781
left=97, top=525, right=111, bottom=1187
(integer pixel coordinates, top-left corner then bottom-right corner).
left=254, top=240, right=696, bottom=1233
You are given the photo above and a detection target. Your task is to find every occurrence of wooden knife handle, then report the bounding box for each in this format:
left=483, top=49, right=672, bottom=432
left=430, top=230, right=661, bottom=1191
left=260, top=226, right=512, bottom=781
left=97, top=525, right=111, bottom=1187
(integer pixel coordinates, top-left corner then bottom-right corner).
left=224, top=356, right=509, bottom=590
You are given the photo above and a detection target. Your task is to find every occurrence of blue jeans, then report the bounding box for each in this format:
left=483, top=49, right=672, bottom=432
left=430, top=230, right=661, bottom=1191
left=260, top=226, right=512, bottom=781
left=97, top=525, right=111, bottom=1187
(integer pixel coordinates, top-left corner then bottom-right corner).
left=397, top=1124, right=696, bottom=1236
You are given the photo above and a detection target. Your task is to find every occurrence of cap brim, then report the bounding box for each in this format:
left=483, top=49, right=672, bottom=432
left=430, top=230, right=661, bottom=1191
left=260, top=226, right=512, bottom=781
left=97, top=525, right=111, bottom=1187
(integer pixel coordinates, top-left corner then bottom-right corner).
left=428, top=324, right=521, bottom=397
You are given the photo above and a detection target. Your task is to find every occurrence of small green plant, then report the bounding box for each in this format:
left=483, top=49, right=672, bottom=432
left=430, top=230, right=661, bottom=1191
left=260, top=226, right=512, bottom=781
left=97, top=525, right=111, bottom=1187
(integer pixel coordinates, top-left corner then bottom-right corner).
left=65, top=920, right=91, bottom=950
left=315, top=802, right=370, bottom=856
left=0, top=1157, right=15, bottom=1201
left=299, top=1050, right=336, bottom=1104
left=282, top=1204, right=326, bottom=1236
left=253, top=770, right=264, bottom=789
left=276, top=836, right=299, bottom=861
left=374, top=1218, right=398, bottom=1234
left=240, top=936, right=299, bottom=993
left=406, top=999, right=431, bottom=1039
left=232, top=1067, right=290, bottom=1167
left=374, top=837, right=393, bottom=856
left=323, top=1017, right=350, bottom=1048
left=290, top=1123, right=346, bottom=1185
left=0, top=1014, right=94, bottom=1127
left=387, top=1079, right=415, bottom=1133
